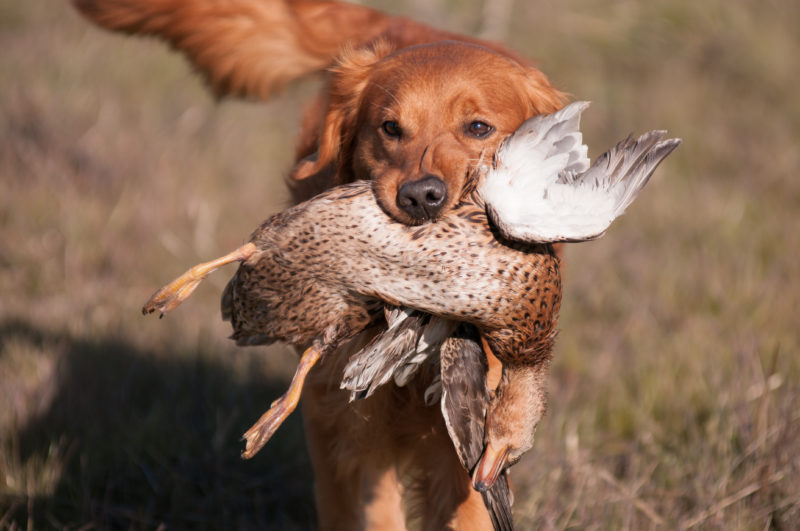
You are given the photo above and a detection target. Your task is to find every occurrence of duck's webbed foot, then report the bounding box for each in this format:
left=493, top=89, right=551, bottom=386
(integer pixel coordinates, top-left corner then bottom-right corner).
left=241, top=342, right=323, bottom=459
left=142, top=243, right=256, bottom=317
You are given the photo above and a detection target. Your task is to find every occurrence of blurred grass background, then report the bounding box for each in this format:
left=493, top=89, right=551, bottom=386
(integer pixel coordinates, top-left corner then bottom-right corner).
left=1, top=0, right=798, bottom=529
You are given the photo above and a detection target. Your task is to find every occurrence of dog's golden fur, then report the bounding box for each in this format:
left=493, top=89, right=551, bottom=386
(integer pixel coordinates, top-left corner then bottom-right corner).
left=74, top=0, right=565, bottom=527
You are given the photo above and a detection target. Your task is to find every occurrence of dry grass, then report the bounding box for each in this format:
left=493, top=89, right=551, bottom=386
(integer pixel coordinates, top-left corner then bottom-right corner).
left=1, top=0, right=799, bottom=529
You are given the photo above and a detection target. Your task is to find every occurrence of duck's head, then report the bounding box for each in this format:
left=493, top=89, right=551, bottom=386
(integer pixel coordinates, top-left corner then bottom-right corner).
left=472, top=360, right=549, bottom=492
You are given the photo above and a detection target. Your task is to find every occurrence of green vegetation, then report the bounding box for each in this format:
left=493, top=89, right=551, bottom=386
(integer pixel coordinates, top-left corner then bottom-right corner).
left=1, top=0, right=798, bottom=528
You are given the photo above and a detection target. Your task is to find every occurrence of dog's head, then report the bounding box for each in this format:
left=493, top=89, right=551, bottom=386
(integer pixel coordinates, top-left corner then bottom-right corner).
left=299, top=41, right=565, bottom=225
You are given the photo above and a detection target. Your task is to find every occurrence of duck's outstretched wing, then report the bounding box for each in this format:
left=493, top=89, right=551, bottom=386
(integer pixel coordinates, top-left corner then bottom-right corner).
left=479, top=101, right=681, bottom=243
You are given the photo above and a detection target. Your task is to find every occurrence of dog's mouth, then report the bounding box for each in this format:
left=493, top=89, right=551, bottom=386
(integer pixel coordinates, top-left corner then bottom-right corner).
left=371, top=189, right=441, bottom=226
left=394, top=199, right=443, bottom=224
left=371, top=167, right=483, bottom=226
left=389, top=206, right=442, bottom=226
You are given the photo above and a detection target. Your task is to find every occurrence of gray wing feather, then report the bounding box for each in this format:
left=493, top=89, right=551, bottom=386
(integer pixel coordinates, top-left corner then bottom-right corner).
left=570, top=131, right=682, bottom=216
left=484, top=474, right=514, bottom=531
left=340, top=308, right=428, bottom=400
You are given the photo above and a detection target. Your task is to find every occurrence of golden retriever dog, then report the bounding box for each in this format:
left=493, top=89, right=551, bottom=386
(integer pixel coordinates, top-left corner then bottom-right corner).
left=74, top=0, right=565, bottom=528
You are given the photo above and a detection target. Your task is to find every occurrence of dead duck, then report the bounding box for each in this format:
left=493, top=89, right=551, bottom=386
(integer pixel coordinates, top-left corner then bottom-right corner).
left=340, top=101, right=681, bottom=491
left=143, top=101, right=680, bottom=494
left=142, top=175, right=560, bottom=462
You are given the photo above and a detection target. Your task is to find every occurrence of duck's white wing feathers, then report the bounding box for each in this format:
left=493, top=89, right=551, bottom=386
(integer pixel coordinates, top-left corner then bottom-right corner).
left=479, top=101, right=681, bottom=243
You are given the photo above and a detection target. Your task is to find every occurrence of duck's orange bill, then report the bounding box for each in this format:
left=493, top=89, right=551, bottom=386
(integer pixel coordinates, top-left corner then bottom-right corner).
left=472, top=443, right=510, bottom=492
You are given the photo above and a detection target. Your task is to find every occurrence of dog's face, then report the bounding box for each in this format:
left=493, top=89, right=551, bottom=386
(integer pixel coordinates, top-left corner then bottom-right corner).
left=306, top=41, right=565, bottom=225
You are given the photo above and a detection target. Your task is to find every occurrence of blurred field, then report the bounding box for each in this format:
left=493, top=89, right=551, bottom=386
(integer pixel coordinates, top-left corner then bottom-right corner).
left=1, top=0, right=798, bottom=529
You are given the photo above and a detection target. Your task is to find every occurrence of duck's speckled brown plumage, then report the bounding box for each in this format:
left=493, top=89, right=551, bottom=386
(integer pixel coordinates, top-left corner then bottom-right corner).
left=144, top=177, right=561, bottom=495
left=221, top=181, right=560, bottom=367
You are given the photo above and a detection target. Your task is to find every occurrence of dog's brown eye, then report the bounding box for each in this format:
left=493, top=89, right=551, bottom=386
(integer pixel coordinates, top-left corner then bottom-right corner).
left=382, top=120, right=402, bottom=138
left=466, top=121, right=494, bottom=138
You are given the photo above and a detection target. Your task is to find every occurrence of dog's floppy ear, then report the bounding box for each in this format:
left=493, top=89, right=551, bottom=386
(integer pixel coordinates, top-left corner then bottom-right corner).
left=291, top=42, right=393, bottom=185
left=520, top=67, right=568, bottom=116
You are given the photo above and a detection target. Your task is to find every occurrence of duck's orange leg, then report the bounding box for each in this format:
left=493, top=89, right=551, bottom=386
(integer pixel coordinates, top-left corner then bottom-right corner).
left=241, top=344, right=322, bottom=459
left=142, top=242, right=257, bottom=317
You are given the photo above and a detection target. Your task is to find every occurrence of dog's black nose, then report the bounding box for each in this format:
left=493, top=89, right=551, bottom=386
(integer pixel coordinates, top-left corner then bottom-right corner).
left=396, top=175, right=448, bottom=221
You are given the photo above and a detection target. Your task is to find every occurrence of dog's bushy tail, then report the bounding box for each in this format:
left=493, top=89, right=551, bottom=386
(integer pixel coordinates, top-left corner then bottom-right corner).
left=73, top=0, right=395, bottom=100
